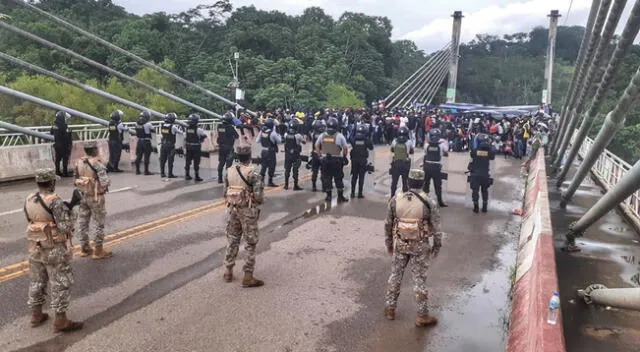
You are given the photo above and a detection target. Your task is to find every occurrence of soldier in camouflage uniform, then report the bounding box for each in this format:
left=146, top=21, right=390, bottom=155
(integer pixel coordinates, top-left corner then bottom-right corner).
left=222, top=145, right=265, bottom=287
left=25, top=169, right=83, bottom=332
left=384, top=169, right=443, bottom=327
left=74, top=141, right=113, bottom=259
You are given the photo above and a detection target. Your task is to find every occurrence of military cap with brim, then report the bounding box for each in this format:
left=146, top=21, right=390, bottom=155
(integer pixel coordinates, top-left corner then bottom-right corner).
left=35, top=168, right=60, bottom=183
left=408, top=169, right=425, bottom=181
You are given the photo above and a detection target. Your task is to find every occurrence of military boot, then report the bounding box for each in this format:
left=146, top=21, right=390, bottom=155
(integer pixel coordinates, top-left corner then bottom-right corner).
left=350, top=190, right=356, bottom=199
left=415, top=315, right=438, bottom=327
left=473, top=203, right=479, bottom=213
left=267, top=178, right=278, bottom=188
left=168, top=173, right=177, bottom=179
left=79, top=243, right=93, bottom=258
left=31, top=305, right=49, bottom=328
left=135, top=165, right=141, bottom=175
left=293, top=182, right=303, bottom=191
left=92, top=245, right=113, bottom=260
left=144, top=165, right=153, bottom=176
left=195, top=172, right=203, bottom=182
left=53, top=312, right=83, bottom=333
left=325, top=191, right=332, bottom=202
left=383, top=307, right=395, bottom=321
left=223, top=267, right=233, bottom=283
left=337, top=190, right=349, bottom=203
left=185, top=170, right=192, bottom=181
left=284, top=179, right=289, bottom=190
left=241, top=272, right=264, bottom=288
left=482, top=202, right=488, bottom=213
left=218, top=171, right=224, bottom=184
left=312, top=182, right=318, bottom=192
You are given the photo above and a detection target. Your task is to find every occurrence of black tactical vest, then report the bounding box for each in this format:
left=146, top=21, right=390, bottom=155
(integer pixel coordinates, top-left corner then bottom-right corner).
left=425, top=143, right=441, bottom=162
left=185, top=126, right=200, bottom=145
left=351, top=137, right=369, bottom=159
left=161, top=123, right=176, bottom=145
left=108, top=121, right=122, bottom=142
left=136, top=124, right=151, bottom=140
left=217, top=124, right=234, bottom=148
left=284, top=134, right=300, bottom=155
left=260, top=130, right=275, bottom=149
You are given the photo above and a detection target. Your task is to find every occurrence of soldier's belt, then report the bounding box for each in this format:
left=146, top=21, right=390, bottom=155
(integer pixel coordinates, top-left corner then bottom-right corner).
left=138, top=138, right=151, bottom=141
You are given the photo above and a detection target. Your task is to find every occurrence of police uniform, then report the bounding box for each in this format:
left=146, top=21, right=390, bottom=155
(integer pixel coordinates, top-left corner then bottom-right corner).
left=74, top=141, right=112, bottom=259
left=184, top=123, right=207, bottom=182
left=384, top=169, right=442, bottom=327
left=349, top=128, right=374, bottom=198
left=223, top=146, right=265, bottom=288
left=257, top=127, right=281, bottom=186
left=107, top=118, right=126, bottom=172
left=283, top=130, right=304, bottom=190
left=423, top=139, right=449, bottom=207
left=159, top=121, right=182, bottom=178
left=25, top=169, right=83, bottom=332
left=216, top=120, right=239, bottom=183
left=134, top=121, right=154, bottom=175
left=390, top=138, right=413, bottom=196
left=315, top=129, right=349, bottom=202
left=469, top=140, right=495, bottom=213
left=50, top=115, right=73, bottom=177
left=310, top=119, right=326, bottom=192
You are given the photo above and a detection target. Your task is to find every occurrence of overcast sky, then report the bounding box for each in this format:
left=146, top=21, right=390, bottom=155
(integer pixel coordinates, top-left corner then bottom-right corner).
left=113, top=0, right=609, bottom=52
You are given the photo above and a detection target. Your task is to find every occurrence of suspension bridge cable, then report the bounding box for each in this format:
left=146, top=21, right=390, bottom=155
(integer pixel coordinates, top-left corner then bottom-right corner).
left=398, top=51, right=451, bottom=108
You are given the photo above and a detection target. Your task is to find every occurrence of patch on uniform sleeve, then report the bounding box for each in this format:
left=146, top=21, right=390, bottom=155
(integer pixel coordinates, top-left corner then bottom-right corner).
left=477, top=151, right=489, bottom=157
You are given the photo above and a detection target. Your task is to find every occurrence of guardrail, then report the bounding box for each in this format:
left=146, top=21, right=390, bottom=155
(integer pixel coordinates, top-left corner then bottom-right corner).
left=575, top=133, right=640, bottom=229
left=0, top=119, right=219, bottom=147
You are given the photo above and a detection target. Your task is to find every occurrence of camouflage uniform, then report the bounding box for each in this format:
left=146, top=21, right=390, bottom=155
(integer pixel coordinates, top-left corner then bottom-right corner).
left=223, top=149, right=264, bottom=275
left=24, top=170, right=74, bottom=314
left=74, top=143, right=111, bottom=247
left=384, top=170, right=443, bottom=317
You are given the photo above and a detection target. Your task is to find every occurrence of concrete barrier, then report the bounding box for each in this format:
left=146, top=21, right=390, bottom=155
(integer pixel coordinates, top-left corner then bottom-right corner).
left=0, top=144, right=55, bottom=182
left=507, top=148, right=566, bottom=352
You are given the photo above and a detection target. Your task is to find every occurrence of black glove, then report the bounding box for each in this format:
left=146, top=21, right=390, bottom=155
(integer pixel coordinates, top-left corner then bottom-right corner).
left=122, top=143, right=130, bottom=152
left=65, top=189, right=83, bottom=209
left=342, top=157, right=349, bottom=166
left=152, top=147, right=158, bottom=154
left=175, top=147, right=184, bottom=156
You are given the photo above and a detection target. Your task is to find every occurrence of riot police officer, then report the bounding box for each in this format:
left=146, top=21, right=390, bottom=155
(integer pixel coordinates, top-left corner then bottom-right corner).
left=283, top=119, right=305, bottom=191
left=315, top=117, right=349, bottom=203
left=50, top=111, right=73, bottom=177
left=184, top=114, right=207, bottom=182
left=349, top=123, right=374, bottom=198
left=468, top=133, right=495, bottom=213
left=134, top=111, right=155, bottom=175
left=159, top=112, right=183, bottom=178
left=256, top=117, right=282, bottom=187
left=309, top=118, right=326, bottom=192
left=423, top=128, right=449, bottom=207
left=107, top=110, right=126, bottom=173
left=217, top=112, right=239, bottom=183
left=389, top=126, right=414, bottom=197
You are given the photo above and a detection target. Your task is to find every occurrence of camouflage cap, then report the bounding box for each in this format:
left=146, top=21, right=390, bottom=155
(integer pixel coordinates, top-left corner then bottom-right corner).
left=235, top=145, right=252, bottom=155
left=408, top=169, right=425, bottom=181
left=35, top=168, right=60, bottom=183
left=84, top=141, right=97, bottom=149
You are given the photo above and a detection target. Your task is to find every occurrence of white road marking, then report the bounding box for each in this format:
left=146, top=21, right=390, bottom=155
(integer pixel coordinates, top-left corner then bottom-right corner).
left=0, top=209, right=22, bottom=217
left=110, top=186, right=136, bottom=193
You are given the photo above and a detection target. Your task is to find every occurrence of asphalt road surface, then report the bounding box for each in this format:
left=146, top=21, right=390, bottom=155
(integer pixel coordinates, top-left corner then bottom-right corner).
left=0, top=143, right=523, bottom=352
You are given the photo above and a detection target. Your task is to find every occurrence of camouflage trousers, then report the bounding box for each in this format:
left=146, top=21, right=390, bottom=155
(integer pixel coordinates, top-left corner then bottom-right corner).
left=224, top=206, right=260, bottom=273
left=384, top=249, right=430, bottom=315
left=27, top=245, right=74, bottom=313
left=77, top=195, right=106, bottom=246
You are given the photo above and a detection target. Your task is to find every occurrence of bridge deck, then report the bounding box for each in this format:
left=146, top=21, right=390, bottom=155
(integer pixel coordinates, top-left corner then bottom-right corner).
left=0, top=147, right=523, bottom=352
left=551, top=159, right=640, bottom=352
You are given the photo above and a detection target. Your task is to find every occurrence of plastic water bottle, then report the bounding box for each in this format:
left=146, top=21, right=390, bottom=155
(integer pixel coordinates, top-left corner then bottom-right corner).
left=547, top=292, right=560, bottom=325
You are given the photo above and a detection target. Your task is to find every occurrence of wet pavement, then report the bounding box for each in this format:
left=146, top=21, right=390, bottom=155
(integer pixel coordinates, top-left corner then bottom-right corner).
left=0, top=145, right=523, bottom=352
left=551, top=159, right=640, bottom=352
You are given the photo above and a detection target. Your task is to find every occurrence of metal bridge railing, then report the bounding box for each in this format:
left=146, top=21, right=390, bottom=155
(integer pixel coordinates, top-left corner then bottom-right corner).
left=574, top=131, right=640, bottom=226
left=0, top=119, right=219, bottom=147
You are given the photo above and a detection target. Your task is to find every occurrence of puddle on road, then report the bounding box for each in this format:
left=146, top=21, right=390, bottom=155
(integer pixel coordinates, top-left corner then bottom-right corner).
left=427, top=238, right=517, bottom=352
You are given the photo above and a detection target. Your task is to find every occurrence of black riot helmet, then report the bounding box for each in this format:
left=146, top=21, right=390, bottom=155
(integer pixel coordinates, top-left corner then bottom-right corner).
left=165, top=112, right=177, bottom=124
left=138, top=111, right=151, bottom=125
left=429, top=128, right=442, bottom=144
left=475, top=133, right=491, bottom=150
left=263, top=117, right=275, bottom=130
left=326, top=117, right=339, bottom=134
left=188, top=113, right=200, bottom=126
left=355, top=124, right=368, bottom=139
left=55, top=111, right=70, bottom=124
left=110, top=110, right=123, bottom=122
left=288, top=118, right=299, bottom=133
left=397, top=126, right=409, bottom=142
left=223, top=111, right=234, bottom=125
left=313, top=119, right=326, bottom=133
